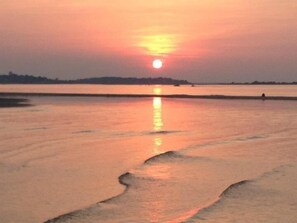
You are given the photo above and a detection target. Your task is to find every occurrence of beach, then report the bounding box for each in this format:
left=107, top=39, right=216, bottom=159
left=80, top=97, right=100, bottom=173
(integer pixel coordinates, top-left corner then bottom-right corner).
left=0, top=85, right=296, bottom=223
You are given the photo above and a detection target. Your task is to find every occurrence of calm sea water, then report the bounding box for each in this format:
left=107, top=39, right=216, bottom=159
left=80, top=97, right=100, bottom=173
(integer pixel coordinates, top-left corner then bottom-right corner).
left=0, top=84, right=297, bottom=96
left=0, top=85, right=296, bottom=223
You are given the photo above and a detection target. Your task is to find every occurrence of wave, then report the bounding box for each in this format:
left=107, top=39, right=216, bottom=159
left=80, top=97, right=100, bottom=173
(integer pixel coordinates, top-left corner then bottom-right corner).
left=44, top=169, right=163, bottom=222
left=44, top=208, right=88, bottom=223
left=44, top=146, right=259, bottom=222
left=35, top=131, right=286, bottom=223
left=98, top=172, right=133, bottom=204
left=183, top=134, right=267, bottom=153
left=72, top=130, right=95, bottom=134
left=235, top=135, right=266, bottom=141
left=107, top=130, right=182, bottom=139
left=44, top=150, right=204, bottom=222
left=118, top=172, right=131, bottom=188
left=147, top=130, right=182, bottom=135
left=219, top=180, right=251, bottom=198
left=182, top=180, right=254, bottom=223
left=144, top=151, right=198, bottom=164
left=24, top=127, right=48, bottom=131
left=183, top=163, right=295, bottom=222
left=45, top=148, right=290, bottom=222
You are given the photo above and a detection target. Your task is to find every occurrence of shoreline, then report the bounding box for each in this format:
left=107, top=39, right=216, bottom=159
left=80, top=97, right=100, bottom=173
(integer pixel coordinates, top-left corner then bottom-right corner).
left=1, top=92, right=297, bottom=101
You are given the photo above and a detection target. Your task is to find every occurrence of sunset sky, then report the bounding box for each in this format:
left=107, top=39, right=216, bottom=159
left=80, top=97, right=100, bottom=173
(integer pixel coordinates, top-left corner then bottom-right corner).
left=0, top=0, right=296, bottom=82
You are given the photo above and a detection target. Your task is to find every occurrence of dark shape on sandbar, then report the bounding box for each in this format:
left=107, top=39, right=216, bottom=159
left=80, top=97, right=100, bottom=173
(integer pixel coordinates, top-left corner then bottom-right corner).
left=0, top=98, right=31, bottom=107
left=262, top=93, right=266, bottom=100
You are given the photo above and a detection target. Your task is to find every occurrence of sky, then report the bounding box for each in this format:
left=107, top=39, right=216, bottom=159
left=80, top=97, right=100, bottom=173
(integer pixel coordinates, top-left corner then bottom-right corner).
left=0, top=0, right=296, bottom=83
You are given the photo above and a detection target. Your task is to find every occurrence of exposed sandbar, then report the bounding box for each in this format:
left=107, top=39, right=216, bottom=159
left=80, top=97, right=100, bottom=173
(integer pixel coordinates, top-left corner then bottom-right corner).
left=0, top=92, right=297, bottom=101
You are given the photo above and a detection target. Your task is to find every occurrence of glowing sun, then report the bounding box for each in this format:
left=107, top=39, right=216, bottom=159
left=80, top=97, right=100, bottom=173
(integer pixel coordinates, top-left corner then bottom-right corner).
left=152, top=59, right=163, bottom=69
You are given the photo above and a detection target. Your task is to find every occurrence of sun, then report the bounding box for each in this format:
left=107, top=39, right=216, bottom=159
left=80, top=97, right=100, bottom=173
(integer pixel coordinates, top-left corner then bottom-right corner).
left=152, top=59, right=163, bottom=69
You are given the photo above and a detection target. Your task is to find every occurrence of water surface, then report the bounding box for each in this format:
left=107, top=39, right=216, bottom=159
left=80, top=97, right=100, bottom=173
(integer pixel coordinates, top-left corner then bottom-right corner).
left=0, top=84, right=296, bottom=96
left=0, top=85, right=296, bottom=223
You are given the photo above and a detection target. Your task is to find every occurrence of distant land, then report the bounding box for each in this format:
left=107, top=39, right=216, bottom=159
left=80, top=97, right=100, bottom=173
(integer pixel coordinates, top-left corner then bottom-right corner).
left=0, top=72, right=190, bottom=85
left=227, top=81, right=297, bottom=85
left=0, top=72, right=296, bottom=85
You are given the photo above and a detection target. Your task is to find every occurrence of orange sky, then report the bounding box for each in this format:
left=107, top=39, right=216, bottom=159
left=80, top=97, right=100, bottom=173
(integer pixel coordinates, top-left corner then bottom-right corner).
left=0, top=0, right=296, bottom=82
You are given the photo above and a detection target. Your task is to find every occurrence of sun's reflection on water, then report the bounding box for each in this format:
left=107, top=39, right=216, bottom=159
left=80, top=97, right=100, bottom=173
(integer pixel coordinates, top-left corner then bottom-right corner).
left=152, top=89, right=164, bottom=154
left=153, top=87, right=162, bottom=95
left=154, top=137, right=162, bottom=147
left=153, top=97, right=163, bottom=132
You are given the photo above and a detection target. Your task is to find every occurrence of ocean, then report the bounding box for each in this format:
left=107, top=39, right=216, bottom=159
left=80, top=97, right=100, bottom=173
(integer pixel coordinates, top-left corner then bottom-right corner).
left=0, top=85, right=296, bottom=223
